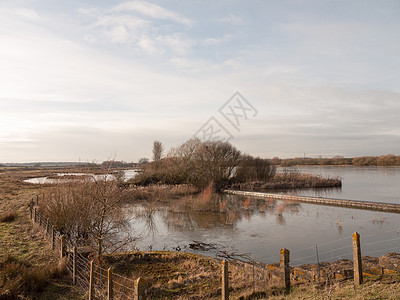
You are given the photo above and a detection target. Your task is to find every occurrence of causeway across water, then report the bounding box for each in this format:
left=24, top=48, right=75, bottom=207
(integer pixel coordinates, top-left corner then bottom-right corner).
left=223, top=189, right=400, bottom=213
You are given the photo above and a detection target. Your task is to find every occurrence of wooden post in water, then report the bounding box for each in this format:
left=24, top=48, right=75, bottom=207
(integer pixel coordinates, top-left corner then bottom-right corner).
left=280, top=248, right=290, bottom=292
left=72, top=247, right=77, bottom=285
left=108, top=267, right=113, bottom=300
left=89, top=261, right=94, bottom=300
left=222, top=260, right=229, bottom=300
left=352, top=232, right=363, bottom=285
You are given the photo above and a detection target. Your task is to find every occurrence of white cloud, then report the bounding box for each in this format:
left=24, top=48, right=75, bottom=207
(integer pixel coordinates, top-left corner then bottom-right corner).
left=80, top=2, right=195, bottom=56
left=13, top=8, right=40, bottom=20
left=220, top=14, right=244, bottom=25
left=112, top=1, right=192, bottom=26
left=138, top=35, right=162, bottom=55
left=156, top=34, right=194, bottom=55
left=203, top=34, right=232, bottom=46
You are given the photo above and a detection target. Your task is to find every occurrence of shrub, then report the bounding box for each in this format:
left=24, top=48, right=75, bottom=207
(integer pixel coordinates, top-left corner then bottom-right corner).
left=0, top=212, right=17, bottom=223
left=0, top=255, right=55, bottom=299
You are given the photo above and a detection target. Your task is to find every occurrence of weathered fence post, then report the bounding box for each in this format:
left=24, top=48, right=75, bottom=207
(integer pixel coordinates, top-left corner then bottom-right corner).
left=122, top=275, right=125, bottom=300
left=51, top=225, right=55, bottom=250
left=352, top=232, right=363, bottom=285
left=316, top=245, right=320, bottom=284
left=60, top=235, right=65, bottom=260
left=45, top=219, right=49, bottom=237
left=72, top=247, right=77, bottom=285
left=89, top=261, right=94, bottom=300
left=33, top=207, right=37, bottom=223
left=252, top=260, right=255, bottom=293
left=280, top=248, right=290, bottom=292
left=222, top=260, right=229, bottom=300
left=108, top=267, right=113, bottom=300
left=135, top=277, right=145, bottom=300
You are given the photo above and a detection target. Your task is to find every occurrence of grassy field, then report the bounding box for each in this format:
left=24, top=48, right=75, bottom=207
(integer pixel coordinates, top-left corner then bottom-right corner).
left=0, top=167, right=83, bottom=299
left=1, top=167, right=400, bottom=299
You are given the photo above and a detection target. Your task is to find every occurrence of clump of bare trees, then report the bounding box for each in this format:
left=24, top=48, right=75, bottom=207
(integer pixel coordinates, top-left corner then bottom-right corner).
left=135, top=139, right=276, bottom=191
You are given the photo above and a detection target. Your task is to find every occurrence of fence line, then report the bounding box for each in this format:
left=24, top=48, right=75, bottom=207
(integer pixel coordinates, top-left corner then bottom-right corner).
left=29, top=199, right=140, bottom=300
left=28, top=197, right=400, bottom=299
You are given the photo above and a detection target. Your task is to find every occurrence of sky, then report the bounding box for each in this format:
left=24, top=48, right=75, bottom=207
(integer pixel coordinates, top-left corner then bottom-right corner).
left=1, top=0, right=400, bottom=163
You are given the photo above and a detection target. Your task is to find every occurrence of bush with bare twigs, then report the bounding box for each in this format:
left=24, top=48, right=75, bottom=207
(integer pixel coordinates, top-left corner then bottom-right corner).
left=40, top=175, right=136, bottom=260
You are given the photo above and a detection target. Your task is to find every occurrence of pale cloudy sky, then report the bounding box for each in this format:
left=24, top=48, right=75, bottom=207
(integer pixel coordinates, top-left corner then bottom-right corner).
left=1, top=0, right=400, bottom=163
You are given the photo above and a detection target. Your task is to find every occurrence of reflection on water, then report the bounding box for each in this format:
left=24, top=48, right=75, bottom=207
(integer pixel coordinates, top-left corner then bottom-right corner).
left=132, top=192, right=400, bottom=265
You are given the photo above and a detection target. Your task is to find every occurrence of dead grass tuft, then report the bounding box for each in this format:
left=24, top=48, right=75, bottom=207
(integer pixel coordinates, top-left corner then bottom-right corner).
left=0, top=211, right=17, bottom=223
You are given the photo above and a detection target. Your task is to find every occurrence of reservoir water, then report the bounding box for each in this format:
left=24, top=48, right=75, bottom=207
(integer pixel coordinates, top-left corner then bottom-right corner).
left=132, top=166, right=400, bottom=265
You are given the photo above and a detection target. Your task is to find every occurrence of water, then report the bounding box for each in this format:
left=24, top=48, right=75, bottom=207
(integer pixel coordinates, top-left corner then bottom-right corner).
left=24, top=169, right=138, bottom=184
left=132, top=166, right=400, bottom=265
left=26, top=166, right=400, bottom=265
left=283, top=166, right=400, bottom=204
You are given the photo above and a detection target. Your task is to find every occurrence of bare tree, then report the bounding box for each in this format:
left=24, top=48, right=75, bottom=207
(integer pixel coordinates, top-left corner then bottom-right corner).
left=152, top=140, right=164, bottom=162
left=41, top=173, right=135, bottom=261
left=138, top=157, right=149, bottom=164
left=236, top=156, right=276, bottom=182
left=194, top=141, right=242, bottom=190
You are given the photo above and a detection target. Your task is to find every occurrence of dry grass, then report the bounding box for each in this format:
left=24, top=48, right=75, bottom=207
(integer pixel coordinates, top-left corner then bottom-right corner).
left=0, top=167, right=84, bottom=299
left=268, top=274, right=400, bottom=299
left=231, top=172, right=342, bottom=191
left=124, top=184, right=199, bottom=202
left=0, top=211, right=17, bottom=223
left=103, top=251, right=281, bottom=299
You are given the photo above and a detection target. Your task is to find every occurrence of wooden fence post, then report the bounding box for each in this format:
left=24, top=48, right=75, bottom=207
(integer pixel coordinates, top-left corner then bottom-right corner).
left=51, top=225, right=55, bottom=250
left=60, top=235, right=65, bottom=260
left=108, top=267, right=113, bottom=300
left=45, top=219, right=49, bottom=237
left=222, top=260, right=229, bottom=300
left=135, top=277, right=145, bottom=300
left=72, top=247, right=77, bottom=285
left=33, top=207, right=37, bottom=223
left=89, top=261, right=94, bottom=300
left=280, top=248, right=290, bottom=292
left=352, top=232, right=363, bottom=285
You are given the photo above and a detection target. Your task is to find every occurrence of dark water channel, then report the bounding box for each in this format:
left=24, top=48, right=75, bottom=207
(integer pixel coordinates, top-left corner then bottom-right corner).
left=133, top=167, right=400, bottom=265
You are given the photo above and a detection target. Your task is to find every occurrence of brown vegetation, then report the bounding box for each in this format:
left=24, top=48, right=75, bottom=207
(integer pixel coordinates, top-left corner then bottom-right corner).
left=135, top=138, right=275, bottom=191
left=0, top=255, right=68, bottom=299
left=123, top=184, right=199, bottom=202
left=230, top=171, right=342, bottom=191
left=0, top=212, right=17, bottom=223
left=39, top=177, right=135, bottom=260
left=275, top=154, right=400, bottom=167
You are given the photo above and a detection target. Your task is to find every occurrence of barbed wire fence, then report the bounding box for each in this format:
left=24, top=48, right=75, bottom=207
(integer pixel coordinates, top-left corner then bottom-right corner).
left=29, top=197, right=143, bottom=300
left=28, top=195, right=400, bottom=299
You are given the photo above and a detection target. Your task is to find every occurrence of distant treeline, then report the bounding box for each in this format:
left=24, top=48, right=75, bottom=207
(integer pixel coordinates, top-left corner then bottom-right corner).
left=273, top=154, right=400, bottom=167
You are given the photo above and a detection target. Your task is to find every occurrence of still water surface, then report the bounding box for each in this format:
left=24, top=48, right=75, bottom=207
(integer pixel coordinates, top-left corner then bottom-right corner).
left=285, top=166, right=400, bottom=204
left=133, top=167, right=400, bottom=265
